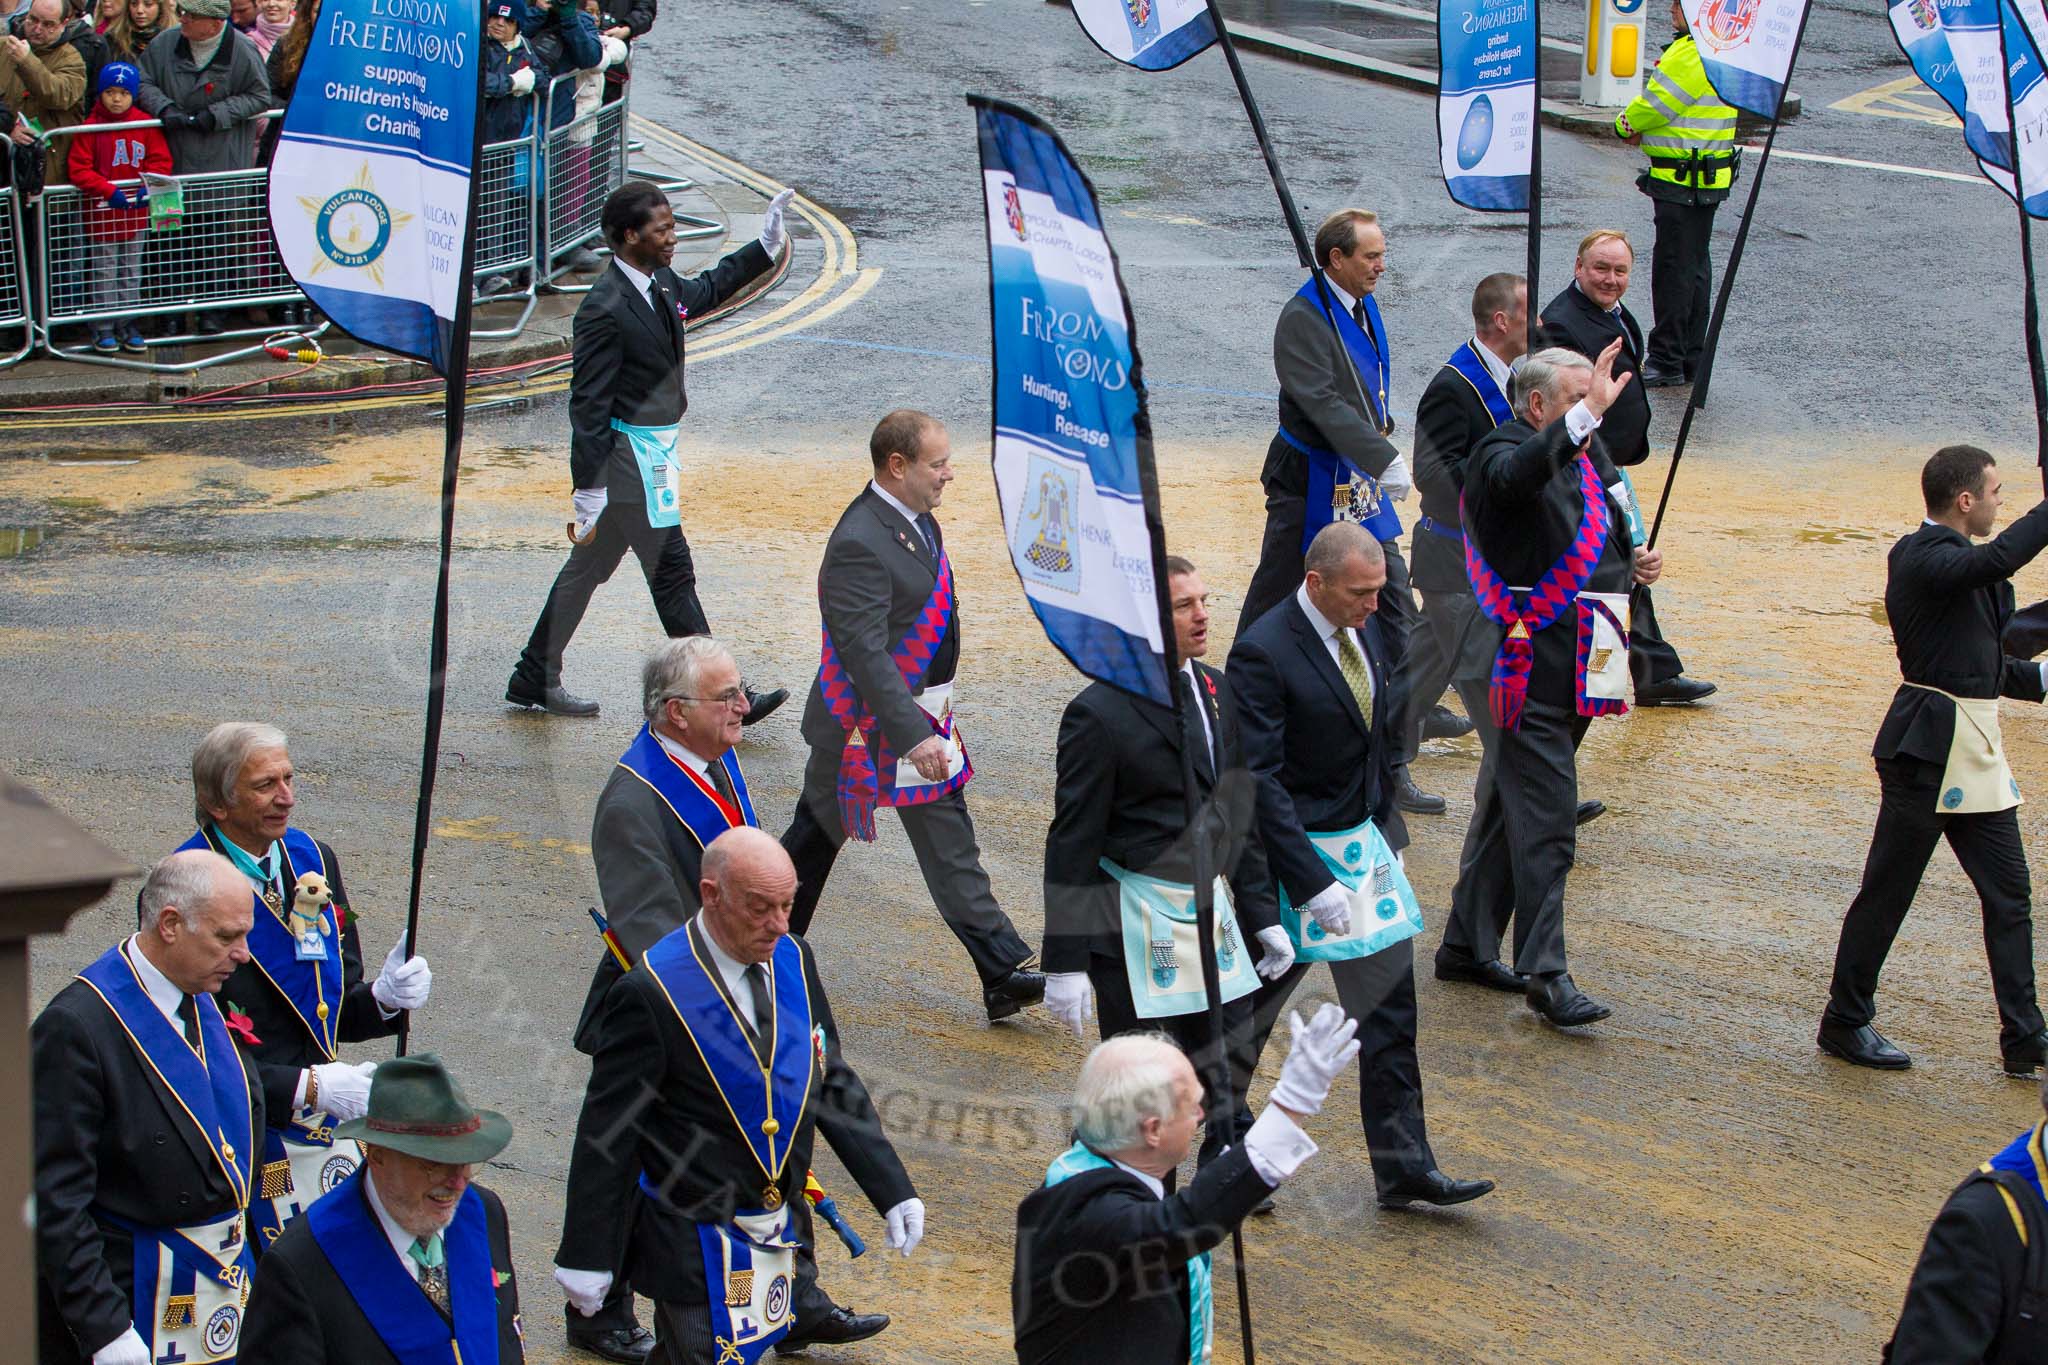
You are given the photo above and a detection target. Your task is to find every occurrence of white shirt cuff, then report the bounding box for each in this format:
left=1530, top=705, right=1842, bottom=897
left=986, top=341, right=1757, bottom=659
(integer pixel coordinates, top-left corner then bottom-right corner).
left=2038, top=661, right=2046, bottom=692
left=1564, top=400, right=1602, bottom=445
left=1243, top=1106, right=1317, bottom=1187
left=293, top=1070, right=311, bottom=1108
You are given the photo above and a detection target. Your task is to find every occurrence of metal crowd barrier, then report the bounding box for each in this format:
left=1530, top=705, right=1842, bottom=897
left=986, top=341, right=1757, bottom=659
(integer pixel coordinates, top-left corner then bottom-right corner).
left=0, top=187, right=33, bottom=370
left=21, top=75, right=646, bottom=370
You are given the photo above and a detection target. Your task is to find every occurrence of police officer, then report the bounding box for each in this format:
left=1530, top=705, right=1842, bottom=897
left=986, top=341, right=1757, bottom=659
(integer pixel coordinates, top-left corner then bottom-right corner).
left=1615, top=0, right=1737, bottom=390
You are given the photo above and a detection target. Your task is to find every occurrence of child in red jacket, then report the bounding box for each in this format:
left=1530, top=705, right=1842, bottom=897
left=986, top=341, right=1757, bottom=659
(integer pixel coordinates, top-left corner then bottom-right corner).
left=65, top=62, right=171, bottom=354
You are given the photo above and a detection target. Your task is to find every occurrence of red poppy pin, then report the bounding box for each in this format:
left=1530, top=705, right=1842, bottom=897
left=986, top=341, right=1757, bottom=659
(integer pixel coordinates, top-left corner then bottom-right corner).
left=223, top=1003, right=261, bottom=1047
left=1203, top=673, right=1217, bottom=698
left=203, top=81, right=214, bottom=95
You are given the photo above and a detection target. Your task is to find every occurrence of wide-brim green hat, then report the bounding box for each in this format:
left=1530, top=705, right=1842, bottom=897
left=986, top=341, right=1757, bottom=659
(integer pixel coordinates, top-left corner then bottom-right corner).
left=333, top=1053, right=512, bottom=1165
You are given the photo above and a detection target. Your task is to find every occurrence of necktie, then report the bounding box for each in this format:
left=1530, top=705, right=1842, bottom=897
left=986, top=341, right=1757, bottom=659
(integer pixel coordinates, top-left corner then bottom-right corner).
left=409, top=1234, right=450, bottom=1317
left=255, top=853, right=272, bottom=884
left=1336, top=629, right=1375, bottom=725
left=914, top=512, right=938, bottom=558
left=177, top=994, right=200, bottom=1048
left=706, top=758, right=738, bottom=808
left=741, top=963, right=773, bottom=1063
left=1180, top=669, right=1215, bottom=783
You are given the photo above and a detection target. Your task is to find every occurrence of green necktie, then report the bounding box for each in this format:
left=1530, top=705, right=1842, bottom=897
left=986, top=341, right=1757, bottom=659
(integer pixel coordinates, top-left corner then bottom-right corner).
left=410, top=1233, right=450, bottom=1316
left=1336, top=629, right=1375, bottom=724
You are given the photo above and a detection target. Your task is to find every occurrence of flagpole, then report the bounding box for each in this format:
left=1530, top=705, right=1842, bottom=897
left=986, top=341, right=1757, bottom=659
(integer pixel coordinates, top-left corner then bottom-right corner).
left=1527, top=0, right=1542, bottom=356
left=1126, top=313, right=1258, bottom=1365
left=394, top=55, right=487, bottom=1058
left=1997, top=0, right=2048, bottom=487
left=1642, top=2, right=1813, bottom=551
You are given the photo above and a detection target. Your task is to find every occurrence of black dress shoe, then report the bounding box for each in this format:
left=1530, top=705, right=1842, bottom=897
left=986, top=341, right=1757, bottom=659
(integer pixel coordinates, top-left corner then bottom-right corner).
left=1637, top=365, right=1687, bottom=387
left=1435, top=953, right=1529, bottom=993
left=1576, top=799, right=1606, bottom=825
left=775, top=1305, right=890, bottom=1353
left=1421, top=704, right=1475, bottom=740
left=741, top=685, right=788, bottom=726
left=1250, top=1194, right=1276, bottom=1215
left=506, top=680, right=601, bottom=717
left=985, top=965, right=1046, bottom=1021
left=1816, top=1019, right=1911, bottom=1070
left=565, top=1323, right=655, bottom=1364
left=1526, top=972, right=1611, bottom=1027
left=1396, top=776, right=1447, bottom=815
left=2002, top=1029, right=2048, bottom=1076
left=1634, top=675, right=1717, bottom=706
left=1378, top=1169, right=1496, bottom=1209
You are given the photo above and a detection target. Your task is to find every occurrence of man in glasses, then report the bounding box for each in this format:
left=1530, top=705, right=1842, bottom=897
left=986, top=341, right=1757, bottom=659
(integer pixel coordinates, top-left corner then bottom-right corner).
left=562, top=636, right=884, bottom=1361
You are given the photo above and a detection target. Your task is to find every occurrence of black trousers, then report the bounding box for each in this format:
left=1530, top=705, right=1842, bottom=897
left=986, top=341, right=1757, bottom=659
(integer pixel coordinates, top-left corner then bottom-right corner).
left=1646, top=197, right=1717, bottom=379
left=512, top=499, right=710, bottom=691
left=1629, top=585, right=1686, bottom=689
left=1826, top=755, right=2045, bottom=1048
left=1227, top=938, right=1435, bottom=1192
left=781, top=744, right=1034, bottom=987
left=1087, top=951, right=1250, bottom=1168
left=1400, top=583, right=1473, bottom=766
left=1441, top=686, right=1588, bottom=978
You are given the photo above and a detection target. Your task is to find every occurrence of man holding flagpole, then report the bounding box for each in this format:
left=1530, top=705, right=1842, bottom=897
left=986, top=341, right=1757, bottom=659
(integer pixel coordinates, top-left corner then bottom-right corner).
left=1241, top=208, right=1442, bottom=817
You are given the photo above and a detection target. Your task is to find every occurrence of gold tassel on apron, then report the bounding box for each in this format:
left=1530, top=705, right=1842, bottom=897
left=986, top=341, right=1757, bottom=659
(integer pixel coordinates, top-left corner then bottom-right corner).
left=1903, top=682, right=2023, bottom=814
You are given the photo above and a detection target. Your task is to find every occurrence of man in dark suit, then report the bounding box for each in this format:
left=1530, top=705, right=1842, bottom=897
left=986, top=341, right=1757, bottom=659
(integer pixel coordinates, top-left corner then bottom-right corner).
left=1240, top=208, right=1442, bottom=816
left=1540, top=229, right=1714, bottom=707
left=554, top=828, right=923, bottom=1365
left=1820, top=446, right=2048, bottom=1074
left=176, top=721, right=428, bottom=1248
left=506, top=179, right=791, bottom=720
left=238, top=1055, right=524, bottom=1364
left=1401, top=273, right=1525, bottom=783
left=34, top=850, right=266, bottom=1365
left=1013, top=1009, right=1357, bottom=1364
left=1041, top=555, right=1297, bottom=1165
left=1226, top=522, right=1492, bottom=1208
left=566, top=638, right=882, bottom=1360
left=1887, top=1091, right=2048, bottom=1361
left=780, top=409, right=1044, bottom=1022
left=1444, top=343, right=1661, bottom=1028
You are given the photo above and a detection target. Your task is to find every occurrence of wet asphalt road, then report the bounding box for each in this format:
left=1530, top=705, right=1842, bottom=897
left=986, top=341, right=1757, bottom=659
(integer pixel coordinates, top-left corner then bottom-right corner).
left=6, top=1, right=2048, bottom=1361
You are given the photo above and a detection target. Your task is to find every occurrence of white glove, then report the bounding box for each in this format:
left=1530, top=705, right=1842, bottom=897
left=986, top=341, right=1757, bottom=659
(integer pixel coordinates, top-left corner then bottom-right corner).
left=1253, top=925, right=1296, bottom=981
left=373, top=936, right=432, bottom=1012
left=571, top=486, right=607, bottom=540
left=1267, top=1003, right=1362, bottom=1118
left=1301, top=882, right=1352, bottom=938
left=1043, top=971, right=1094, bottom=1038
left=1379, top=454, right=1413, bottom=502
left=883, top=1197, right=924, bottom=1257
left=310, top=1060, right=377, bottom=1121
left=758, top=186, right=794, bottom=257
left=510, top=64, right=536, bottom=96
left=555, top=1265, right=613, bottom=1316
left=92, top=1327, right=149, bottom=1365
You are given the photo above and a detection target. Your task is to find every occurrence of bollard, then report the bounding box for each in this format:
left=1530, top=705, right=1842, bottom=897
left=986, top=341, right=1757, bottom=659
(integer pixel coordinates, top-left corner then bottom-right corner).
left=1581, top=0, right=1648, bottom=106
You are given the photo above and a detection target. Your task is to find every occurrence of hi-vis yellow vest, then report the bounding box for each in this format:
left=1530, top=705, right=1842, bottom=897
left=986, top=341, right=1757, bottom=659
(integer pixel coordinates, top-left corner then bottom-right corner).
left=1617, top=35, right=1737, bottom=196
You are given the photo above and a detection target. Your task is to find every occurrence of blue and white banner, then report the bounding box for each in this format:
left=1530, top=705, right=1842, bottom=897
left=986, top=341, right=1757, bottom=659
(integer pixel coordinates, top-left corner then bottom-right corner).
left=1436, top=0, right=1536, bottom=210
left=970, top=95, right=1173, bottom=709
left=267, top=0, right=480, bottom=373
left=1891, top=0, right=2048, bottom=214
left=1683, top=0, right=1808, bottom=119
left=1069, top=0, right=1218, bottom=71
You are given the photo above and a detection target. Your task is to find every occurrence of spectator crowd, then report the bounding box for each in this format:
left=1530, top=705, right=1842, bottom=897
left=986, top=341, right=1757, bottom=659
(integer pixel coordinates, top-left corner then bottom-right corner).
left=0, top=0, right=656, bottom=350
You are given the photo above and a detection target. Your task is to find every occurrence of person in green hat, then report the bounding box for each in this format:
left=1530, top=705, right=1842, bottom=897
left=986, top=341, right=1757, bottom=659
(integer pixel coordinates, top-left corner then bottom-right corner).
left=238, top=1053, right=525, bottom=1363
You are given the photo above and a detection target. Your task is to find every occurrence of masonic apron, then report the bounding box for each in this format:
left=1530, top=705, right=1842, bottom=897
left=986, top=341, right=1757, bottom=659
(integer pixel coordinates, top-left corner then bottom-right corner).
left=1100, top=860, right=1259, bottom=1019
left=1903, top=682, right=2023, bottom=814
left=1277, top=818, right=1424, bottom=962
